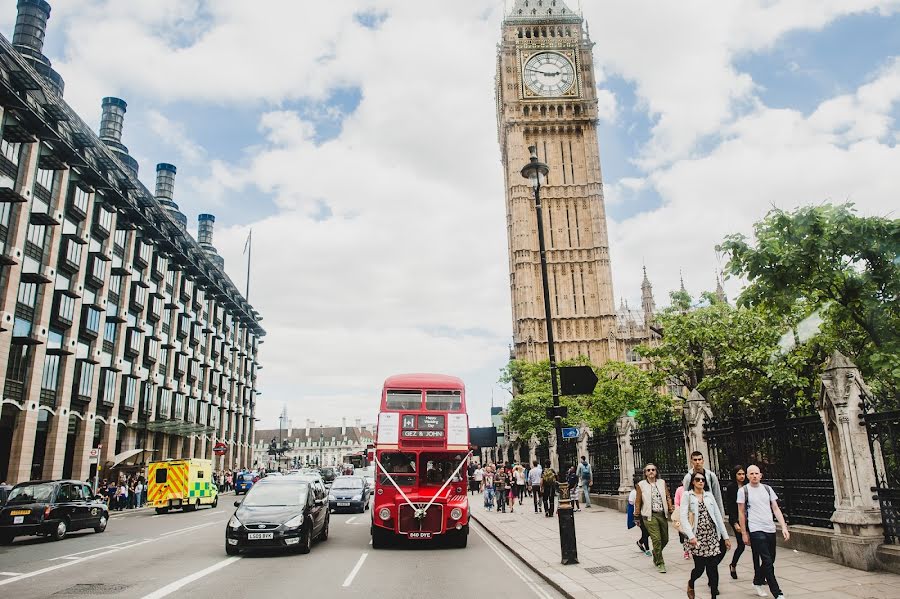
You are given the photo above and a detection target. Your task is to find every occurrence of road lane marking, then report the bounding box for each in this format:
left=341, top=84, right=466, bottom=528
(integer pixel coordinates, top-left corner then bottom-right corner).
left=471, top=522, right=555, bottom=599
left=0, top=521, right=220, bottom=588
left=0, top=572, right=23, bottom=576
left=48, top=540, right=140, bottom=561
left=140, top=556, right=241, bottom=599
left=346, top=516, right=357, bottom=524
left=342, top=553, right=368, bottom=588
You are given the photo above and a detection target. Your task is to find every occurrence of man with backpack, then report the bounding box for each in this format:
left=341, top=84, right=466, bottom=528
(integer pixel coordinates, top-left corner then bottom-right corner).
left=737, top=465, right=789, bottom=599
left=540, top=461, right=558, bottom=517
left=576, top=455, right=593, bottom=508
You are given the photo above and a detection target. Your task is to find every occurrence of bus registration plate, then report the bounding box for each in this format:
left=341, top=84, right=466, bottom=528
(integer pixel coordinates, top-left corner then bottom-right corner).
left=407, top=531, right=432, bottom=540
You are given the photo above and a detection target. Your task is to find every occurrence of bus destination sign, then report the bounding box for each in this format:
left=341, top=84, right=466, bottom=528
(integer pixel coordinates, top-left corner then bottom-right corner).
left=401, top=414, right=445, bottom=437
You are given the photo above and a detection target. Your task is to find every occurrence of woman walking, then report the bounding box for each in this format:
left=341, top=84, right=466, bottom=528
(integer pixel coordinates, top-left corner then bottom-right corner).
left=567, top=466, right=581, bottom=512
left=725, top=465, right=747, bottom=579
left=680, top=472, right=731, bottom=598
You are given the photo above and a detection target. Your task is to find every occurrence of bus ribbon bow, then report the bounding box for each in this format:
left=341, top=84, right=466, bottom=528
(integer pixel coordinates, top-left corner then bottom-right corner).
left=374, top=451, right=473, bottom=520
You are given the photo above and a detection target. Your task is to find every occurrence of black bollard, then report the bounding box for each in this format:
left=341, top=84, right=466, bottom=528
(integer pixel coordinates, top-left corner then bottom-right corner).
left=557, top=481, right=579, bottom=564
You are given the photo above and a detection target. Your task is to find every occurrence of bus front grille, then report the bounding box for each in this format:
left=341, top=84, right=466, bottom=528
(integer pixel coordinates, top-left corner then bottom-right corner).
left=398, top=503, right=444, bottom=534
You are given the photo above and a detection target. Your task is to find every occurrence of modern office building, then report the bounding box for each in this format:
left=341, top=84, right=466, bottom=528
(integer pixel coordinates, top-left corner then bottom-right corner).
left=0, top=0, right=264, bottom=483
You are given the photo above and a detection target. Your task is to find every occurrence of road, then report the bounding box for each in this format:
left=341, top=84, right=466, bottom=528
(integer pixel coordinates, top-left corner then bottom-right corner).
left=0, top=495, right=563, bottom=599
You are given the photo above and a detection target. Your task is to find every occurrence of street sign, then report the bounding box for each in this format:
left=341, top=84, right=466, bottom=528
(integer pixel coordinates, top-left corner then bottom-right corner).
left=561, top=427, right=579, bottom=439
left=88, top=448, right=99, bottom=464
left=213, top=442, right=227, bottom=455
left=559, top=365, right=598, bottom=396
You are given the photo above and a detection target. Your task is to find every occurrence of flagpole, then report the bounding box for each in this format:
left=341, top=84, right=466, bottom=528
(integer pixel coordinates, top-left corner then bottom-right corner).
left=245, top=229, right=252, bottom=302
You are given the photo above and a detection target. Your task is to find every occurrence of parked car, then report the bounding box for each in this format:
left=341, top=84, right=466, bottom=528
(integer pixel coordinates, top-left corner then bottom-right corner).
left=234, top=472, right=259, bottom=495
left=328, top=476, right=369, bottom=513
left=225, top=478, right=329, bottom=555
left=318, top=467, right=337, bottom=485
left=0, top=480, right=109, bottom=544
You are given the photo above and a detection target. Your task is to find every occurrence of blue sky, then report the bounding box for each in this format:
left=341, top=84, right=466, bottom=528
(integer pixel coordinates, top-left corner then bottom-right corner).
left=3, top=0, right=897, bottom=429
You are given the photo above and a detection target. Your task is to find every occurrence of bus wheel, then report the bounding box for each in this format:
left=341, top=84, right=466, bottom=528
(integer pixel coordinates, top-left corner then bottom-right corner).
left=448, top=526, right=468, bottom=548
left=371, top=526, right=392, bottom=549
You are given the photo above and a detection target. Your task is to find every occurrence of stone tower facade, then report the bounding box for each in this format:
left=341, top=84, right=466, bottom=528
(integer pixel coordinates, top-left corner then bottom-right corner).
left=497, top=1, right=619, bottom=365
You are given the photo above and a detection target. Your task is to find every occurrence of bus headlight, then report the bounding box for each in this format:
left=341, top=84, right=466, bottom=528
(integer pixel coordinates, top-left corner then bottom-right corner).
left=450, top=508, right=463, bottom=520
left=378, top=507, right=391, bottom=521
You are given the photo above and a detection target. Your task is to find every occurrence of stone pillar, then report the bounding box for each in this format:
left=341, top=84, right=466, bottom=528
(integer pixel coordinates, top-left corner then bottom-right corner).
left=529, top=434, right=538, bottom=465
left=616, top=413, right=637, bottom=493
left=818, top=351, right=884, bottom=571
left=549, top=429, right=558, bottom=472
left=577, top=423, right=591, bottom=464
left=6, top=405, right=38, bottom=484
left=683, top=388, right=712, bottom=463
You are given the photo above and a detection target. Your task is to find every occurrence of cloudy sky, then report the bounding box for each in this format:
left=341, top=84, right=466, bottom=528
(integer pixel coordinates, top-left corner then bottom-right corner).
left=4, top=1, right=897, bottom=429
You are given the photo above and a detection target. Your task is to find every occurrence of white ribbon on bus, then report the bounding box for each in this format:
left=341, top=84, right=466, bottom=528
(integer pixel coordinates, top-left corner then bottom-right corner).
left=373, top=451, right=473, bottom=520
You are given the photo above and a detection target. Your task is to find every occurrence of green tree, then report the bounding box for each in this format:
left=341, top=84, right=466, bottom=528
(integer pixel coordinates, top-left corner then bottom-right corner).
left=499, top=357, right=671, bottom=439
left=718, top=203, right=899, bottom=394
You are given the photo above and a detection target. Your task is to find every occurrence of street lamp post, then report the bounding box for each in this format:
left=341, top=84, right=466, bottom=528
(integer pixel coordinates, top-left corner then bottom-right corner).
left=521, top=145, right=578, bottom=565
left=319, top=429, right=324, bottom=467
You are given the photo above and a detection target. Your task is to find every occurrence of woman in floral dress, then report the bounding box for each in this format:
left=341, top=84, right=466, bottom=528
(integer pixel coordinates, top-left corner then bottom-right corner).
left=680, top=472, right=731, bottom=598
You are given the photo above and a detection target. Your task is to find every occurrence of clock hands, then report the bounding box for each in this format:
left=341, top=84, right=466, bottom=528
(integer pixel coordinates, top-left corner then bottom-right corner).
left=526, top=68, right=562, bottom=77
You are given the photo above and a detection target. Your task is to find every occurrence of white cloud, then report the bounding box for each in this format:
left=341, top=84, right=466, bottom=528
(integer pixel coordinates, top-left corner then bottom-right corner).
left=8, top=1, right=898, bottom=428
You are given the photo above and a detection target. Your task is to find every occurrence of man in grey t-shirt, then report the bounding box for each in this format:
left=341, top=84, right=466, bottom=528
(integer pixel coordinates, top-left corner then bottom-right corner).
left=737, top=465, right=789, bottom=599
left=528, top=460, right=543, bottom=513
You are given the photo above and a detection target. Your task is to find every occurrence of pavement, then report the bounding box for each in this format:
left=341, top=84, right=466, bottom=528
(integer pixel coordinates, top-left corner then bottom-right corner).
left=0, top=494, right=563, bottom=599
left=470, top=493, right=900, bottom=599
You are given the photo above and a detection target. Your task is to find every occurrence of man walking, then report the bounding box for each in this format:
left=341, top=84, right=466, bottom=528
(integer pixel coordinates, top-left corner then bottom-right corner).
left=682, top=451, right=724, bottom=514
left=634, top=463, right=674, bottom=573
left=494, top=465, right=509, bottom=513
left=528, top=460, right=542, bottom=513
left=738, top=465, right=789, bottom=599
left=540, top=461, right=557, bottom=517
left=576, top=455, right=592, bottom=508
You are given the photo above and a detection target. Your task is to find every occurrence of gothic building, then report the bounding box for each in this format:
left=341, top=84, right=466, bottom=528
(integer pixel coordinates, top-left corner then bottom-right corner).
left=0, top=1, right=263, bottom=483
left=496, top=0, right=655, bottom=367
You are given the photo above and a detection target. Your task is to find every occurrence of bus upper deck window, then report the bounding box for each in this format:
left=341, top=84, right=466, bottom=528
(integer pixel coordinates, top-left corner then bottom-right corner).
left=425, top=391, right=461, bottom=411
left=385, top=390, right=422, bottom=410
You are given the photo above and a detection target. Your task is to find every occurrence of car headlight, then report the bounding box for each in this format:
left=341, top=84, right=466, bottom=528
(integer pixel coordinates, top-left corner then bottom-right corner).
left=352, top=494, right=362, bottom=501
left=328, top=494, right=335, bottom=501
left=228, top=516, right=242, bottom=529
left=450, top=508, right=463, bottom=520
left=378, top=507, right=391, bottom=521
left=284, top=514, right=304, bottom=528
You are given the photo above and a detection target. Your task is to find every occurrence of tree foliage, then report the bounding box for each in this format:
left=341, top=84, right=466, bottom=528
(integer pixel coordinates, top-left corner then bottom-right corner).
left=718, top=203, right=899, bottom=395
left=499, top=357, right=671, bottom=440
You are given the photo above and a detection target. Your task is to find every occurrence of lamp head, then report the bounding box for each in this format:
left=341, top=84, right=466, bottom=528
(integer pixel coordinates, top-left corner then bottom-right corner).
left=521, top=145, right=549, bottom=190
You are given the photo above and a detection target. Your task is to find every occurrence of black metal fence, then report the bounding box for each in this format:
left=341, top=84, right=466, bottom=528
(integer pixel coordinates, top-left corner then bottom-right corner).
left=631, top=416, right=687, bottom=496
left=559, top=437, right=579, bottom=473
left=705, top=411, right=835, bottom=529
left=536, top=438, right=550, bottom=469
left=588, top=425, right=620, bottom=494
left=860, top=392, right=900, bottom=544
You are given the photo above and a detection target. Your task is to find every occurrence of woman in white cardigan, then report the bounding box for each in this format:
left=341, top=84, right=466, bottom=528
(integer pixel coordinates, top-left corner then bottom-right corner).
left=680, top=472, right=731, bottom=598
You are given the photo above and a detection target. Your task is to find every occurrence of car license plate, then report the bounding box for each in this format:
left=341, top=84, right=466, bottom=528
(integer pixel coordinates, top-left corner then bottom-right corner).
left=13, top=516, right=24, bottom=524
left=10, top=510, right=30, bottom=516
left=407, top=532, right=432, bottom=540
left=247, top=532, right=274, bottom=540
left=337, top=502, right=350, bottom=506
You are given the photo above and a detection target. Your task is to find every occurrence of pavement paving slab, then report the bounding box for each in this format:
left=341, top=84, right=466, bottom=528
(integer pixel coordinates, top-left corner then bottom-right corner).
left=469, top=494, right=900, bottom=599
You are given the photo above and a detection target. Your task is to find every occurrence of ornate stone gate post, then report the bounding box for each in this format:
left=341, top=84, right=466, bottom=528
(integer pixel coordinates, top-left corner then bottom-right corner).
left=818, top=351, right=884, bottom=571
left=683, top=388, right=712, bottom=464
left=577, top=423, right=591, bottom=463
left=616, top=413, right=636, bottom=494
left=529, top=434, right=538, bottom=465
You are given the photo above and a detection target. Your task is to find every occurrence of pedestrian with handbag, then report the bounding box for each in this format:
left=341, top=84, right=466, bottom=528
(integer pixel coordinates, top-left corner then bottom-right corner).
left=725, top=465, right=748, bottom=579
left=681, top=471, right=731, bottom=598
left=634, top=463, right=674, bottom=573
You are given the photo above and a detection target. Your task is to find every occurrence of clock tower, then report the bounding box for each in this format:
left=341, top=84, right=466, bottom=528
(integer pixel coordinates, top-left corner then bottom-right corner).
left=497, top=0, right=620, bottom=365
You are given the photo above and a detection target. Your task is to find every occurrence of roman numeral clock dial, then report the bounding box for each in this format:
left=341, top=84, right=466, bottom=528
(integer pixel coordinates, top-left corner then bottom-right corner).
left=522, top=51, right=576, bottom=97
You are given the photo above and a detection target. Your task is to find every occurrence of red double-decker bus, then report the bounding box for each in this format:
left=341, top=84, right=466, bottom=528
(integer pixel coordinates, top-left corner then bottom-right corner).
left=370, top=373, right=471, bottom=548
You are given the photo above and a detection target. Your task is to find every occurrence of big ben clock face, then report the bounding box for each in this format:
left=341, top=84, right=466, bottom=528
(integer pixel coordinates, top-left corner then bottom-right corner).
left=522, top=51, right=577, bottom=98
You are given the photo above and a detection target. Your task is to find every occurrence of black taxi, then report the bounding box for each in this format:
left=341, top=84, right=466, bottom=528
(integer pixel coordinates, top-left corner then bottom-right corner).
left=0, top=479, right=109, bottom=544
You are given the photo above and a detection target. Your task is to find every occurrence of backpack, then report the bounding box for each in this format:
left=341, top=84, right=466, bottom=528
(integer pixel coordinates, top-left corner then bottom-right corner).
left=742, top=483, right=773, bottom=511
left=542, top=468, right=556, bottom=486
left=579, top=462, right=592, bottom=480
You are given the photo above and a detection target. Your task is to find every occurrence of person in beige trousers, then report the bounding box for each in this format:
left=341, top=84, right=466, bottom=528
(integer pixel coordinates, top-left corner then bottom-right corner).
left=634, top=463, right=674, bottom=573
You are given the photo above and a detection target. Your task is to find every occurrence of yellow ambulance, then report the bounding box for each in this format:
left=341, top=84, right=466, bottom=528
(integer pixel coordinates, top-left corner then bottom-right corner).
left=147, top=458, right=218, bottom=514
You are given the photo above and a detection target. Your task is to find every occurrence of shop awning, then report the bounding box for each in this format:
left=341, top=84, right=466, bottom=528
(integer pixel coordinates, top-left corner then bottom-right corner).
left=110, top=448, right=156, bottom=467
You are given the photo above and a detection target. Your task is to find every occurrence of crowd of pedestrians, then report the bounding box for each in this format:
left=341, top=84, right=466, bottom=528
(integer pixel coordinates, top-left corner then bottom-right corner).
left=472, top=450, right=790, bottom=599
left=99, top=474, right=146, bottom=511
left=624, top=452, right=789, bottom=599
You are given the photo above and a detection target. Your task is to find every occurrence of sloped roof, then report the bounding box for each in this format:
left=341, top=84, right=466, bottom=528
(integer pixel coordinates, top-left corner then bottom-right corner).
left=255, top=426, right=374, bottom=446
left=507, top=0, right=581, bottom=23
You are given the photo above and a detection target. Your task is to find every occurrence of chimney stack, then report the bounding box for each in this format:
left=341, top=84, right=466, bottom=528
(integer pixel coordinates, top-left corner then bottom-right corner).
left=98, top=97, right=139, bottom=176
left=155, top=163, right=186, bottom=230
left=198, top=214, right=226, bottom=270
left=341, top=418, right=346, bottom=436
left=13, top=0, right=64, bottom=96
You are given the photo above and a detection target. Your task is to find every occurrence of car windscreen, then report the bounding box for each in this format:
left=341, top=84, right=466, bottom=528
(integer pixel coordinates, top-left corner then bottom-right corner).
left=241, top=483, right=308, bottom=507
left=7, top=483, right=55, bottom=504
left=331, top=478, right=364, bottom=490
left=237, top=473, right=257, bottom=482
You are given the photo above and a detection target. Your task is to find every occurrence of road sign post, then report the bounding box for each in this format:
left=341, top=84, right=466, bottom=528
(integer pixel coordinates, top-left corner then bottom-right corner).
left=561, top=427, right=579, bottom=439
left=91, top=445, right=101, bottom=494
